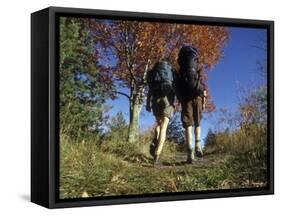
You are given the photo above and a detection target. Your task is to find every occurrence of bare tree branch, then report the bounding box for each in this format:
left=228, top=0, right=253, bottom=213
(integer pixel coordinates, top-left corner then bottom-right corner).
left=124, top=24, right=137, bottom=85
left=113, top=91, right=130, bottom=100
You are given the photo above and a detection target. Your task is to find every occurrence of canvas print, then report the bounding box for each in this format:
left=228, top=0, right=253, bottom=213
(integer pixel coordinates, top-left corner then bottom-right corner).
left=58, top=16, right=268, bottom=199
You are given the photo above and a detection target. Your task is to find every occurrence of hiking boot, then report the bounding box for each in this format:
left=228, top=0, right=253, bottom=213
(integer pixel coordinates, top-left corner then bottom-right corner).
left=149, top=138, right=158, bottom=157
left=149, top=143, right=156, bottom=157
left=186, top=151, right=194, bottom=164
left=195, top=146, right=203, bottom=158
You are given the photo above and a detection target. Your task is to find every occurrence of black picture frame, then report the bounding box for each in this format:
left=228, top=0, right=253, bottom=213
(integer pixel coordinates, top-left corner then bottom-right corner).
left=31, top=6, right=274, bottom=209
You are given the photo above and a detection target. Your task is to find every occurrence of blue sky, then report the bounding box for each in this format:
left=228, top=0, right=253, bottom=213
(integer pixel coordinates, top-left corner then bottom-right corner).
left=105, top=26, right=267, bottom=145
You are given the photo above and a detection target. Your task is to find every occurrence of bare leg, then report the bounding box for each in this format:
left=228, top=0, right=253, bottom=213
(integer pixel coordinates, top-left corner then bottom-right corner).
left=185, top=126, right=194, bottom=163
left=154, top=118, right=161, bottom=142
left=194, top=126, right=201, bottom=147
left=194, top=126, right=203, bottom=157
left=186, top=126, right=193, bottom=151
left=150, top=118, right=161, bottom=158
left=155, top=116, right=169, bottom=156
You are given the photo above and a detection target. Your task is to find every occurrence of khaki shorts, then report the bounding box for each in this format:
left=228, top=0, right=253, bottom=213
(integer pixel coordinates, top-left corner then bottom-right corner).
left=152, top=96, right=174, bottom=119
left=181, top=96, right=203, bottom=128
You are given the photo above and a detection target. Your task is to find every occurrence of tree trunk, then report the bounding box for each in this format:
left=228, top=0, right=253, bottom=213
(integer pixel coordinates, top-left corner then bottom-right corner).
left=127, top=61, right=149, bottom=143
left=128, top=98, right=142, bottom=143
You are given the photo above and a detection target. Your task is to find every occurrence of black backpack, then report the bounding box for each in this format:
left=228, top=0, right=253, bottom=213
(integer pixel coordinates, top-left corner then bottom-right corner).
left=178, top=45, right=204, bottom=96
left=147, top=61, right=175, bottom=97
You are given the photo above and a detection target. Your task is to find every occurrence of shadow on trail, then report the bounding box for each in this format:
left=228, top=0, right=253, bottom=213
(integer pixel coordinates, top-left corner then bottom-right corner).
left=161, top=161, right=188, bottom=166
left=121, top=151, right=212, bottom=169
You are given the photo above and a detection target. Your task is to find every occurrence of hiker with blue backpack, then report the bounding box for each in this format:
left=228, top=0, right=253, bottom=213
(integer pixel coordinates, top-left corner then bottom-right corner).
left=146, top=46, right=206, bottom=165
left=146, top=61, right=176, bottom=166
left=176, top=45, right=207, bottom=164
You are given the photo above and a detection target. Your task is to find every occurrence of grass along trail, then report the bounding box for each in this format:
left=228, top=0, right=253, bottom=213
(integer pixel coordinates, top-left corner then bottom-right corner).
left=59, top=137, right=266, bottom=199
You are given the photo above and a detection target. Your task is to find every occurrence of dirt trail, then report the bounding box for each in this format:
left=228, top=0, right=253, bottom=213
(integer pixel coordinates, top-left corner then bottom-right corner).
left=158, top=153, right=215, bottom=168
left=130, top=151, right=222, bottom=169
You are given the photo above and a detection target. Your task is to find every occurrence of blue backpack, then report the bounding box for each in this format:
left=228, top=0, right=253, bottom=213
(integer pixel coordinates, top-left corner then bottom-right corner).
left=148, top=61, right=175, bottom=97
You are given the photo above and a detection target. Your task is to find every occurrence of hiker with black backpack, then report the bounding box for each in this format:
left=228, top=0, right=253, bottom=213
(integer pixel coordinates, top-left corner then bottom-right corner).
left=146, top=61, right=176, bottom=166
left=176, top=45, right=207, bottom=164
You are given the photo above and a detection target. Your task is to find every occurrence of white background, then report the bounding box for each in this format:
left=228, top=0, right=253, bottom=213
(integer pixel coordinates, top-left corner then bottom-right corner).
left=0, top=0, right=279, bottom=214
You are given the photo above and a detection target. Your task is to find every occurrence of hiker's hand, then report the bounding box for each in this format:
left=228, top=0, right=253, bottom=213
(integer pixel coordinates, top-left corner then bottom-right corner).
left=202, top=100, right=206, bottom=112
left=203, top=90, right=207, bottom=97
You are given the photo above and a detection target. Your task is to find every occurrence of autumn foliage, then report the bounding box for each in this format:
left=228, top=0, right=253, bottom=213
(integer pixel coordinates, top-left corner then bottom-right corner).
left=86, top=19, right=229, bottom=142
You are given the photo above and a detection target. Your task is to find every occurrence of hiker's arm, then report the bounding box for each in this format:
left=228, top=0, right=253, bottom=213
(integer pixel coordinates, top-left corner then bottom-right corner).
left=197, top=67, right=207, bottom=111
left=202, top=90, right=207, bottom=111
left=197, top=67, right=207, bottom=96
left=174, top=72, right=183, bottom=102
